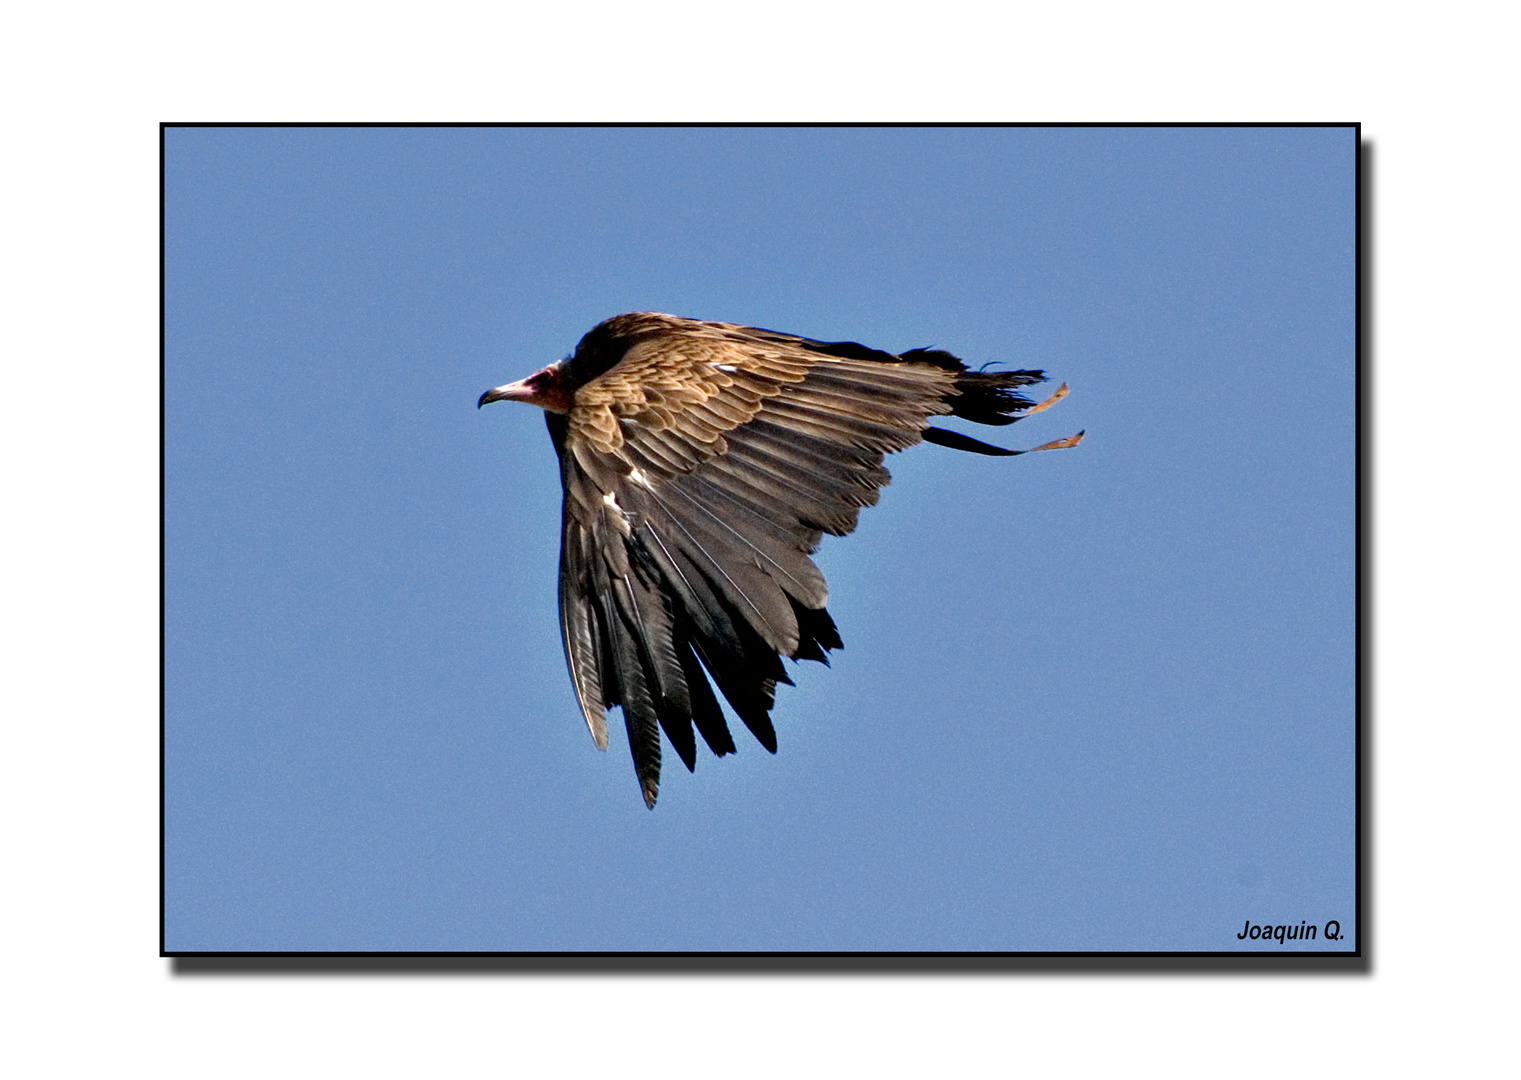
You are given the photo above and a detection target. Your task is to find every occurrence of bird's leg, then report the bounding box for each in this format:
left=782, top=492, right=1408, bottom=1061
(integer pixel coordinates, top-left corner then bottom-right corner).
left=1024, top=431, right=1086, bottom=452
left=1019, top=382, right=1069, bottom=418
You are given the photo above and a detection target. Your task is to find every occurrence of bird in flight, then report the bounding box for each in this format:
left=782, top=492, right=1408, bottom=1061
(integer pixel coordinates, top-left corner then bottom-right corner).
left=480, top=313, right=1082, bottom=807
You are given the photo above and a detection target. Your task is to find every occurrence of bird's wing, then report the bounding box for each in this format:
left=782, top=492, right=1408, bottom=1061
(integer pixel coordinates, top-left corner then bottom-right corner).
left=554, top=318, right=1071, bottom=806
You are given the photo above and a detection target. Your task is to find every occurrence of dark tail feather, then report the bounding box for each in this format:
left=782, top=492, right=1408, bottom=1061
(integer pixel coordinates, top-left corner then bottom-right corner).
left=924, top=372, right=1081, bottom=456
left=923, top=427, right=1086, bottom=456
left=939, top=366, right=1049, bottom=427
left=922, top=427, right=1027, bottom=456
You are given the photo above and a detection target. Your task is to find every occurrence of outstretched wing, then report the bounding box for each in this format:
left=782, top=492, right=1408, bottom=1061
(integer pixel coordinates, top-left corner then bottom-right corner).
left=551, top=315, right=1078, bottom=807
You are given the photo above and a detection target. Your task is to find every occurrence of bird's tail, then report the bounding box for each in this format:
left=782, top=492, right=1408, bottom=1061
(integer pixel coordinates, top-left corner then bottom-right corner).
left=899, top=350, right=1084, bottom=457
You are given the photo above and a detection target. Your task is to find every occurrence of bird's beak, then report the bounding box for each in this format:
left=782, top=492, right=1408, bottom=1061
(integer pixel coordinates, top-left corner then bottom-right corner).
left=478, top=378, right=537, bottom=409
left=479, top=365, right=573, bottom=413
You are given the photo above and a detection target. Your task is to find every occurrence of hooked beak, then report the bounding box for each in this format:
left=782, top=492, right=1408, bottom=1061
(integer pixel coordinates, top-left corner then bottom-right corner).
left=478, top=378, right=537, bottom=409
left=478, top=365, right=572, bottom=414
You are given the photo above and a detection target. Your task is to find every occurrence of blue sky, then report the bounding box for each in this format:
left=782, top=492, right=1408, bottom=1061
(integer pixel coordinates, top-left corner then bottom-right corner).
left=164, top=126, right=1354, bottom=951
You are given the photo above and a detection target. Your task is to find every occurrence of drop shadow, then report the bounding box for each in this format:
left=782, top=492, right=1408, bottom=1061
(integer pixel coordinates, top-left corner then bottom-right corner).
left=1355, top=135, right=1375, bottom=972
left=172, top=952, right=1362, bottom=976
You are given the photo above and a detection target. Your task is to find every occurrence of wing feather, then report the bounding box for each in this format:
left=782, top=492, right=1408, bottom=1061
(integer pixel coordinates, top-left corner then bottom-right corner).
left=618, top=556, right=698, bottom=776
left=628, top=514, right=748, bottom=659
left=734, top=418, right=894, bottom=485
left=603, top=594, right=662, bottom=807
left=676, top=632, right=735, bottom=757
left=715, top=439, right=877, bottom=536
left=670, top=471, right=829, bottom=607
left=631, top=478, right=801, bottom=653
left=680, top=452, right=832, bottom=548
left=557, top=518, right=608, bottom=748
left=751, top=396, right=927, bottom=453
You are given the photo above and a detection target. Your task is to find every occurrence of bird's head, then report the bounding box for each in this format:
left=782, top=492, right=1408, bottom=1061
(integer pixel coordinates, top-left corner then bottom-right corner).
left=478, top=362, right=574, bottom=414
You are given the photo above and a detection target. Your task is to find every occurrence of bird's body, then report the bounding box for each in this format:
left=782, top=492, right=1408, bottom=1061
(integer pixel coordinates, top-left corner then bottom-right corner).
left=480, top=313, right=1082, bottom=807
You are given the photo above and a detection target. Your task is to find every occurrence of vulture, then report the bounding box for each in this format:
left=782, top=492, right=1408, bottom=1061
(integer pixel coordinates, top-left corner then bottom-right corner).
left=479, top=313, right=1082, bottom=807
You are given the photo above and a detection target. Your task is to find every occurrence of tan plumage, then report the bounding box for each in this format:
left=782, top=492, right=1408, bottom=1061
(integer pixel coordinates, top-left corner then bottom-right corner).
left=480, top=313, right=1083, bottom=807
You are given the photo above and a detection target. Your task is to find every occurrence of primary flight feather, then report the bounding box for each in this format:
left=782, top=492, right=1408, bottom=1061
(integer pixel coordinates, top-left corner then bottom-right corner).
left=479, top=313, right=1082, bottom=807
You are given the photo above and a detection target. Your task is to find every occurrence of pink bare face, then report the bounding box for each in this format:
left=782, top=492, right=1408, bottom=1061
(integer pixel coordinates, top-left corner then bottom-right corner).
left=477, top=363, right=573, bottom=414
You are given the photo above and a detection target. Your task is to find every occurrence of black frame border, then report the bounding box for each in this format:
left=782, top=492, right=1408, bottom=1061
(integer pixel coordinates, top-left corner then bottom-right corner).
left=160, top=121, right=1367, bottom=970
